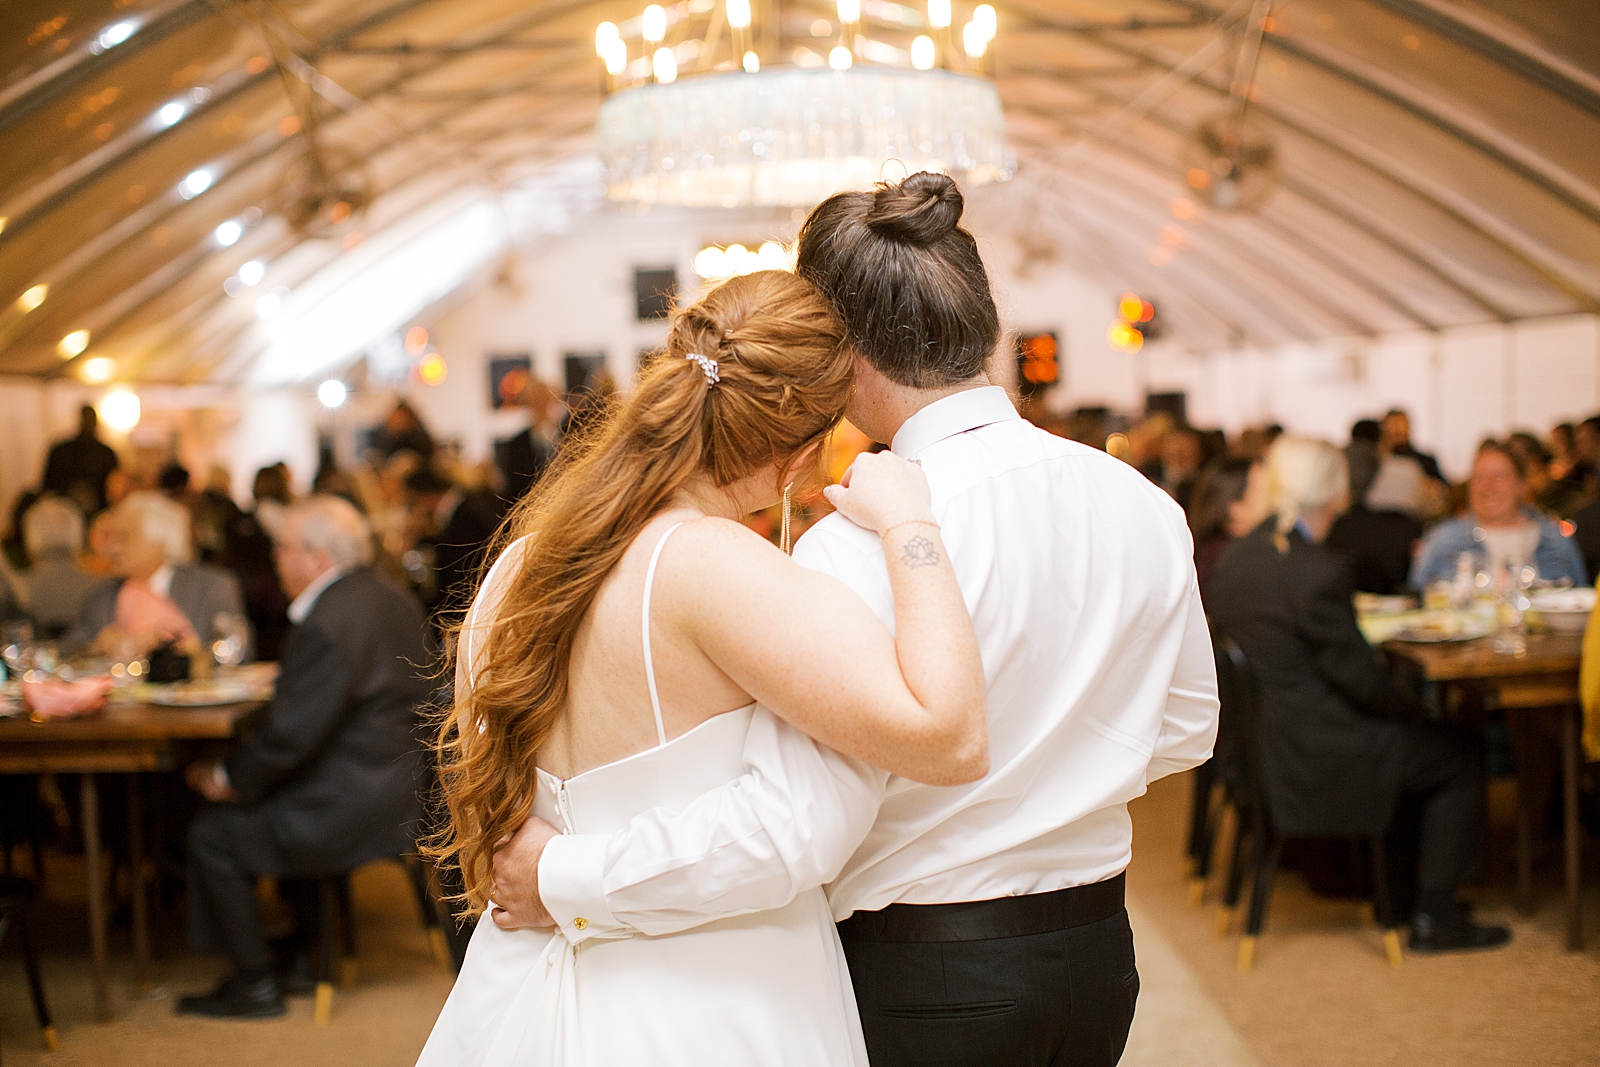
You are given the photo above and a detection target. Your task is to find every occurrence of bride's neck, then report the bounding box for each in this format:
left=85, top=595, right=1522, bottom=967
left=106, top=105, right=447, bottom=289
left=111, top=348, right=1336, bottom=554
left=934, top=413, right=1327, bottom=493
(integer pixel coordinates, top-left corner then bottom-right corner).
left=671, top=474, right=763, bottom=522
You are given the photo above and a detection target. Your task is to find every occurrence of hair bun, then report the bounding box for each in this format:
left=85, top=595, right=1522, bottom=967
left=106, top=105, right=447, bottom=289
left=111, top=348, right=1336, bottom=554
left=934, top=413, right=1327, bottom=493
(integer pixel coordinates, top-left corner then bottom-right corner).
left=865, top=171, right=963, bottom=244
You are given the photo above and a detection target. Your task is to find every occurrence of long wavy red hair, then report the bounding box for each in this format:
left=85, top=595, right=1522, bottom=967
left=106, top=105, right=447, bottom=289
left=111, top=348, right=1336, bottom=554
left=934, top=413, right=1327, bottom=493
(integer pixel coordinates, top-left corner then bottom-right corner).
left=429, top=270, right=852, bottom=910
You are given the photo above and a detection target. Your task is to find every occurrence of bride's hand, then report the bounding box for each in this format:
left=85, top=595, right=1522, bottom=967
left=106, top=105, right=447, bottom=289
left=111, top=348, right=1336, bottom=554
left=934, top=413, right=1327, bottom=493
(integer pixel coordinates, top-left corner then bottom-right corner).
left=822, top=451, right=935, bottom=534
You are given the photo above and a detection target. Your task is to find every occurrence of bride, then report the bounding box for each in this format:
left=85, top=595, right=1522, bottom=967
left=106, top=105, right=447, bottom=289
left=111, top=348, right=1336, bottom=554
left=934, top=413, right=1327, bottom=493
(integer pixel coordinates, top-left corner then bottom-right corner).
left=418, top=268, right=988, bottom=1067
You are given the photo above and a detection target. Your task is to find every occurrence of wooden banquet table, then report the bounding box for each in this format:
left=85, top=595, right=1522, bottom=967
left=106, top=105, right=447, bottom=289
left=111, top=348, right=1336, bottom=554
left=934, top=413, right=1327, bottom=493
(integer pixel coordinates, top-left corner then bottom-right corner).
left=0, top=699, right=263, bottom=1020
left=1382, top=632, right=1585, bottom=950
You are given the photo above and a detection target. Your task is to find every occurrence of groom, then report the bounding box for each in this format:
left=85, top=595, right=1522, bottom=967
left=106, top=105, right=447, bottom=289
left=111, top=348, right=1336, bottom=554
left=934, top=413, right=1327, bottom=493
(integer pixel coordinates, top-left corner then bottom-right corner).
left=487, top=174, right=1218, bottom=1067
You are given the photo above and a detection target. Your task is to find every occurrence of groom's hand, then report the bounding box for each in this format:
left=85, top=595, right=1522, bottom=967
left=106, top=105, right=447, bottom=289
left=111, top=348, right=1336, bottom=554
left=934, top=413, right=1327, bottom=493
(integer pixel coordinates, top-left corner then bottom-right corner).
left=489, top=816, right=561, bottom=931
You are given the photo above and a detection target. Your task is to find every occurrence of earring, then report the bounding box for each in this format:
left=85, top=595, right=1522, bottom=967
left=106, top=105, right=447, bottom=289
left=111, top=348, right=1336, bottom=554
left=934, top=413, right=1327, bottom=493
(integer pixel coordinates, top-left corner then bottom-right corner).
left=780, top=482, right=794, bottom=555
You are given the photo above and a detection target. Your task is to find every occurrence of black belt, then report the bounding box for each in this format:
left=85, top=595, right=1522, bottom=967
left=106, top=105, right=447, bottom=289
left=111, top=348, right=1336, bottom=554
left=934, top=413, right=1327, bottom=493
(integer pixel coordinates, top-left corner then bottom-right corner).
left=836, top=874, right=1126, bottom=944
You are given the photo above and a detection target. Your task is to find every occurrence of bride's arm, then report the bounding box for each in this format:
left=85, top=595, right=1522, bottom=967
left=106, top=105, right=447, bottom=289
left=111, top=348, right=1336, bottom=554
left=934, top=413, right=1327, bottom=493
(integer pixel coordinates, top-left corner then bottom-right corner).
left=670, top=452, right=988, bottom=786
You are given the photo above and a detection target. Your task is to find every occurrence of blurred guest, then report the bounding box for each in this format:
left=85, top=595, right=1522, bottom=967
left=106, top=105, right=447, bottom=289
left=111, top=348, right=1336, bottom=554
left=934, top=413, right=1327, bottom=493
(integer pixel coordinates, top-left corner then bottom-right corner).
left=1570, top=493, right=1600, bottom=588
left=1344, top=419, right=1382, bottom=505
left=374, top=401, right=436, bottom=462
left=1505, top=432, right=1557, bottom=510
left=158, top=462, right=192, bottom=502
left=1325, top=456, right=1427, bottom=596
left=404, top=466, right=500, bottom=628
left=1129, top=411, right=1175, bottom=480
left=3, top=490, right=41, bottom=569
left=84, top=510, right=117, bottom=575
left=17, top=497, right=100, bottom=638
left=177, top=496, right=431, bottom=1018
left=42, top=405, right=119, bottom=518
left=66, top=492, right=248, bottom=658
left=1411, top=441, right=1585, bottom=590
left=1233, top=426, right=1270, bottom=462
left=1199, top=428, right=1228, bottom=468
left=1380, top=409, right=1445, bottom=486
left=1209, top=437, right=1509, bottom=953
left=1156, top=426, right=1205, bottom=511
left=192, top=467, right=243, bottom=564
left=559, top=372, right=617, bottom=445
left=1187, top=457, right=1264, bottom=599
left=496, top=380, right=562, bottom=504
left=251, top=464, right=293, bottom=542
left=1549, top=422, right=1579, bottom=481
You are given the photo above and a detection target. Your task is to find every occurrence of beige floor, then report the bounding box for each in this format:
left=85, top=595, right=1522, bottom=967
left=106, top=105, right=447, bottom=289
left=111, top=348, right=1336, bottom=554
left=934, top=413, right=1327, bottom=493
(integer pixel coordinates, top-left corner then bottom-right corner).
left=0, top=771, right=1593, bottom=1066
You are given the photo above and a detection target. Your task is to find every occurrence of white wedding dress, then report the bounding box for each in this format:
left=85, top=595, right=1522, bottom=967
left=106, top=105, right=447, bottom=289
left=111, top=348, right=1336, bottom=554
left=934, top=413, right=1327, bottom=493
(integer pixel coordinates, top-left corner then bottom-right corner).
left=416, top=524, right=869, bottom=1067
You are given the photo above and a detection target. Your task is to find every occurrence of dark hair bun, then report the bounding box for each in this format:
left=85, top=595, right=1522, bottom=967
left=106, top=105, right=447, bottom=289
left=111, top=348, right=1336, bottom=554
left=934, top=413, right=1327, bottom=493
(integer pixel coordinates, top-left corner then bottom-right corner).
left=866, top=171, right=963, bottom=244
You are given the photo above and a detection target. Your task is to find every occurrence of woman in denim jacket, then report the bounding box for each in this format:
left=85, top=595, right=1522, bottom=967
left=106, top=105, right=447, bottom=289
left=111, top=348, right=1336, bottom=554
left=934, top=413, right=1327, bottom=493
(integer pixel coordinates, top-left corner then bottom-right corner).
left=1411, top=440, right=1586, bottom=590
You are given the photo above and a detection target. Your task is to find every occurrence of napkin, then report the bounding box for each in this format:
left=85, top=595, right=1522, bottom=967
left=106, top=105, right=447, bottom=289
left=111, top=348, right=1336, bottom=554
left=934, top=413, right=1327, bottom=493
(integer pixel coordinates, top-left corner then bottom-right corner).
left=22, top=676, right=115, bottom=719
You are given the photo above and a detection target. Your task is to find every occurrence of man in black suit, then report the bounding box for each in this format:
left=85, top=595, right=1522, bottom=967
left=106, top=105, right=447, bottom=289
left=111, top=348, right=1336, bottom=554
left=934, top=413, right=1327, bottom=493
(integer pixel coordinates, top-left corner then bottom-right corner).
left=495, top=379, right=562, bottom=504
left=405, top=467, right=502, bottom=631
left=176, top=495, right=433, bottom=1018
left=42, top=406, right=120, bottom=518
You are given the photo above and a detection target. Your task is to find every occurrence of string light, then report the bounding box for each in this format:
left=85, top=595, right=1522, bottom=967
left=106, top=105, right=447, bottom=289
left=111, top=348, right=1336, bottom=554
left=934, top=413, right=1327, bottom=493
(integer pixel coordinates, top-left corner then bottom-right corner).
left=58, top=330, right=90, bottom=358
left=158, top=101, right=186, bottom=126
left=16, top=284, right=47, bottom=312
left=178, top=168, right=212, bottom=199
left=418, top=353, right=448, bottom=385
left=98, top=389, right=141, bottom=431
left=81, top=357, right=115, bottom=384
left=214, top=219, right=242, bottom=246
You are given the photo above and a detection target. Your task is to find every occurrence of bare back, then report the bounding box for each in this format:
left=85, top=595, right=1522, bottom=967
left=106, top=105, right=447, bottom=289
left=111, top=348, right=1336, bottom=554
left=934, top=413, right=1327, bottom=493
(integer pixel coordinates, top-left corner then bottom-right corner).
left=535, top=513, right=755, bottom=780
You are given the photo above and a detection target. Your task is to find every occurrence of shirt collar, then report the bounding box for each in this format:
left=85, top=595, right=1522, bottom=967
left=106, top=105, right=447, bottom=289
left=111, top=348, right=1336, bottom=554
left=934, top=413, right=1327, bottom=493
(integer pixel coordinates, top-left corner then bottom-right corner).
left=889, top=386, right=1022, bottom=458
left=149, top=563, right=175, bottom=600
left=288, top=566, right=344, bottom=624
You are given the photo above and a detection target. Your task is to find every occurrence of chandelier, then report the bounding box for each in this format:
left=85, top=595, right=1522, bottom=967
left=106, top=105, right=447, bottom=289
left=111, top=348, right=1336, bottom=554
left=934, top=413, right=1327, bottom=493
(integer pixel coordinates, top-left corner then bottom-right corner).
left=594, top=1, right=1013, bottom=209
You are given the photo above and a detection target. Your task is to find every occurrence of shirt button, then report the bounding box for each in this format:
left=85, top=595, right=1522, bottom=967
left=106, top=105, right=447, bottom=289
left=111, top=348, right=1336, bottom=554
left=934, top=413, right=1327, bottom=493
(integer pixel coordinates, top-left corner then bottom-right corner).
left=573, top=917, right=588, bottom=930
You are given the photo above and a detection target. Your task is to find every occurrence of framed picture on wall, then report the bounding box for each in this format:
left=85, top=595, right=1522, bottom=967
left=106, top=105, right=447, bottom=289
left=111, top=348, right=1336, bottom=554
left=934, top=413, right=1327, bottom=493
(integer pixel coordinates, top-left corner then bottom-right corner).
left=634, top=267, right=678, bottom=320
left=563, top=351, right=608, bottom=396
left=488, top=354, right=532, bottom=410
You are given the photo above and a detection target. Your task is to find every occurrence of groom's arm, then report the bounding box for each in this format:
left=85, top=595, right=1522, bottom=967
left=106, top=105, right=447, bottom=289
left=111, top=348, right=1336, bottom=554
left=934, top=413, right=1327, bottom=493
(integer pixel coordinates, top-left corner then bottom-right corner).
left=522, top=522, right=892, bottom=945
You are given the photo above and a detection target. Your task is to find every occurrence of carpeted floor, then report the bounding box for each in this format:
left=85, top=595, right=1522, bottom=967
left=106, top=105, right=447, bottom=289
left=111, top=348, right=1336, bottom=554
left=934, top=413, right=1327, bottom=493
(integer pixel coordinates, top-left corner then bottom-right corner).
left=0, top=770, right=1592, bottom=1066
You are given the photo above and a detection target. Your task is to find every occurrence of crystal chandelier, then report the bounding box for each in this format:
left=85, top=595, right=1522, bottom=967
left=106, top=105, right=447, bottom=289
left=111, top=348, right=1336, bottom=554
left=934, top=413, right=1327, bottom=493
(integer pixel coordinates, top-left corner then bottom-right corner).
left=594, top=1, right=1013, bottom=209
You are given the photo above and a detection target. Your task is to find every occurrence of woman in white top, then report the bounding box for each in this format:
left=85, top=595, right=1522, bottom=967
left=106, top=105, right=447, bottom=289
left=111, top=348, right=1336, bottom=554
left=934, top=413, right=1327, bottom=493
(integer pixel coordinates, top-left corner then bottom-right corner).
left=418, top=269, right=988, bottom=1067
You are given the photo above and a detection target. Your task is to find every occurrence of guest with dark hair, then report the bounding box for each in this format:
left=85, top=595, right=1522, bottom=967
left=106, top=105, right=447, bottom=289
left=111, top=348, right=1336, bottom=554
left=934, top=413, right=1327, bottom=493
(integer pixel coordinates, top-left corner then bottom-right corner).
left=177, top=496, right=431, bottom=1018
left=1380, top=409, right=1446, bottom=485
left=1188, top=457, right=1265, bottom=598
left=374, top=401, right=436, bottom=461
left=496, top=379, right=562, bottom=504
left=403, top=466, right=501, bottom=629
left=1156, top=425, right=1205, bottom=512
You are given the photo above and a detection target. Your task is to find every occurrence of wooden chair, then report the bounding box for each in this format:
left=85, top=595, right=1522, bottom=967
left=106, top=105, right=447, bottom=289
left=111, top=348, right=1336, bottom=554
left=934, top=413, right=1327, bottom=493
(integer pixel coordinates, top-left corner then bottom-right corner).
left=1210, top=635, right=1405, bottom=972
left=0, top=875, right=57, bottom=1057
left=310, top=855, right=456, bottom=1026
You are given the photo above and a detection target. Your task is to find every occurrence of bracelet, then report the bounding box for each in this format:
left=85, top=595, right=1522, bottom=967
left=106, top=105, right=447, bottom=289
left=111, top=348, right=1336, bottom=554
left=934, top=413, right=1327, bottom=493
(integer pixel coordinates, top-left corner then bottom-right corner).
left=879, top=518, right=940, bottom=539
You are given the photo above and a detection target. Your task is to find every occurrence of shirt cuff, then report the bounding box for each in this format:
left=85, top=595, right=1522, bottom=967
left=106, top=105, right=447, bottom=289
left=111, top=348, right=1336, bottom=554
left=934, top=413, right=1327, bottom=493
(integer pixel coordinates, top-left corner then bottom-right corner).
left=538, top=833, right=624, bottom=945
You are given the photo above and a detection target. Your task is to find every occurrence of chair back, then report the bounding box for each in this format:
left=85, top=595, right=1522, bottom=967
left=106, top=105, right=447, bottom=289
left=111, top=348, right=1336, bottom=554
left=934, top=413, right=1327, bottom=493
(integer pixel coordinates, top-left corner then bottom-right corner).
left=1212, top=631, right=1270, bottom=814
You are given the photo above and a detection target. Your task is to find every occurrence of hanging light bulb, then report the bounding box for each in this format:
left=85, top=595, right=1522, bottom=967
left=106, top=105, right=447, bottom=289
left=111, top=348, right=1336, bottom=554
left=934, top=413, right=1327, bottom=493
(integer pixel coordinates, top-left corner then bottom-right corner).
left=726, top=0, right=751, bottom=30
left=928, top=0, right=951, bottom=30
left=962, top=21, right=986, bottom=58
left=98, top=389, right=141, bottom=432
left=910, top=34, right=935, bottom=69
left=973, top=3, right=996, bottom=40
left=742, top=49, right=760, bottom=72
left=837, top=0, right=860, bottom=24
left=642, top=4, right=666, bottom=43
left=653, top=46, right=677, bottom=83
left=80, top=357, right=115, bottom=384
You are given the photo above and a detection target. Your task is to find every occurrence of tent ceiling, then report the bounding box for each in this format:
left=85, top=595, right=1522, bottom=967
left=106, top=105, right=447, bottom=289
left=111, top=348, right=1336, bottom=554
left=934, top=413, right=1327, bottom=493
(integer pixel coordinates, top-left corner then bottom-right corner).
left=0, top=0, right=1596, bottom=383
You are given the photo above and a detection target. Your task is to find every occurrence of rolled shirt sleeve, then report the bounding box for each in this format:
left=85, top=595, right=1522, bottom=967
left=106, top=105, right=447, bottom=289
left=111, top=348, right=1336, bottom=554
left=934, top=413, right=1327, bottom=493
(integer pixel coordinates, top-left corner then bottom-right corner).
left=1146, top=576, right=1220, bottom=783
left=539, top=710, right=886, bottom=945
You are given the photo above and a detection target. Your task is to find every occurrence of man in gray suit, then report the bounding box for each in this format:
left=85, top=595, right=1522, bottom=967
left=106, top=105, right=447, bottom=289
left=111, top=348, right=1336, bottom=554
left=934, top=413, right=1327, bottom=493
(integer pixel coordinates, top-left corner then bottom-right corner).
left=67, top=491, right=248, bottom=659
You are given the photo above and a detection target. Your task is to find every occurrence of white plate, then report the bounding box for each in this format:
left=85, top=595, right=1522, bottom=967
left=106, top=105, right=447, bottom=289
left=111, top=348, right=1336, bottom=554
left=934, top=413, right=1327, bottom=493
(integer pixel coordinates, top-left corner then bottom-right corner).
left=140, top=681, right=257, bottom=707
left=1389, top=618, right=1494, bottom=643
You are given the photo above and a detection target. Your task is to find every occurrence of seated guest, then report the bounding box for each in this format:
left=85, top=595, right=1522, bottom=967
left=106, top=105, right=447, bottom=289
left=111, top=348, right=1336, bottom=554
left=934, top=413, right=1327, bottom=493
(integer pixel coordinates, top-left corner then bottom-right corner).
left=1188, top=456, right=1264, bottom=599
left=17, top=497, right=100, bottom=638
left=66, top=492, right=248, bottom=658
left=1325, top=456, right=1427, bottom=595
left=1209, top=437, right=1509, bottom=952
left=176, top=496, right=432, bottom=1018
left=1380, top=408, right=1446, bottom=486
left=1412, top=441, right=1586, bottom=590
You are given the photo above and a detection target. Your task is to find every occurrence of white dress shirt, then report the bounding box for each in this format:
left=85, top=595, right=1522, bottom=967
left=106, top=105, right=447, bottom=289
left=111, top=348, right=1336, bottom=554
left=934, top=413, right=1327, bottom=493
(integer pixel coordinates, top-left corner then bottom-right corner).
left=537, top=386, right=1218, bottom=943
left=287, top=567, right=344, bottom=624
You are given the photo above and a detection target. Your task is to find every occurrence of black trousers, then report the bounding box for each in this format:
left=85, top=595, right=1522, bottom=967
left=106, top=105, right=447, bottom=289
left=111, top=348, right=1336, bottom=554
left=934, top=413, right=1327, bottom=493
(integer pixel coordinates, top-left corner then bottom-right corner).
left=1392, top=722, right=1485, bottom=904
left=838, top=876, right=1138, bottom=1067
left=187, top=804, right=289, bottom=977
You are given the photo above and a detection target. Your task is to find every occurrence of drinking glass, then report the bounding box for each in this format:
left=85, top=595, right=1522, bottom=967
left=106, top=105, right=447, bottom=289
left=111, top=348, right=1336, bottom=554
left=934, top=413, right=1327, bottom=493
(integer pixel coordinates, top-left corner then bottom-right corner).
left=211, top=612, right=249, bottom=670
left=1, top=622, right=34, bottom=681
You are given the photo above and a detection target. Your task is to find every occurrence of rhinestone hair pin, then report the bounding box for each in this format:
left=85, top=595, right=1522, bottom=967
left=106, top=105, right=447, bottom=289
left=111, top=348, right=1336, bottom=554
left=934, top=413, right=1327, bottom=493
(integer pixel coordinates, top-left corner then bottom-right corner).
left=685, top=352, right=720, bottom=385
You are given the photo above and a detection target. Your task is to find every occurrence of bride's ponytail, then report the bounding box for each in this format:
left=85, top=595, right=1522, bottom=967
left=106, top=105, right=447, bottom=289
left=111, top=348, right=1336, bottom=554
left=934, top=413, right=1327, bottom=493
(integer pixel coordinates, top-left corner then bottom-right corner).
left=431, top=270, right=851, bottom=912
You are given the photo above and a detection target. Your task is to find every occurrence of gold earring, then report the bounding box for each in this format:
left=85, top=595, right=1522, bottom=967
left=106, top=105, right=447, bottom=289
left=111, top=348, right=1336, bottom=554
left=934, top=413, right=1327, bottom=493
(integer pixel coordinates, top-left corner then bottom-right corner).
left=780, top=482, right=794, bottom=555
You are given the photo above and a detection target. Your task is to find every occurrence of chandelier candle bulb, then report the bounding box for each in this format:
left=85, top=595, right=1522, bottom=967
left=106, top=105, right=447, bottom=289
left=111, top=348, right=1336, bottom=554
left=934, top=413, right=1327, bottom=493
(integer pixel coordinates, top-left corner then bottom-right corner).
left=974, top=4, right=996, bottom=40
left=962, top=21, right=985, bottom=58
left=928, top=0, right=951, bottom=30
left=829, top=45, right=853, bottom=69
left=642, top=4, right=666, bottom=43
left=653, top=47, right=677, bottom=83
left=837, top=0, right=861, bottom=25
left=911, top=35, right=935, bottom=69
left=742, top=50, right=759, bottom=72
left=726, top=0, right=751, bottom=30
left=596, top=22, right=619, bottom=54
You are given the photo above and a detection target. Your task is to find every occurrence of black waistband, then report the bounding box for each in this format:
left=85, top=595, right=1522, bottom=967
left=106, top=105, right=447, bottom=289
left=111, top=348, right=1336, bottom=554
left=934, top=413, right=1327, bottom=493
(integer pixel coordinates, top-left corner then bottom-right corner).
left=835, top=874, right=1126, bottom=944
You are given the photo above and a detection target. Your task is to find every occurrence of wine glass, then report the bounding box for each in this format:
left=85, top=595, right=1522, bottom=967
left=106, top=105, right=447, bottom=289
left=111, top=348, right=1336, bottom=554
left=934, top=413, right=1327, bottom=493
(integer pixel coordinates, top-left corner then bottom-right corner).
left=1, top=622, right=33, bottom=682
left=211, top=612, right=249, bottom=670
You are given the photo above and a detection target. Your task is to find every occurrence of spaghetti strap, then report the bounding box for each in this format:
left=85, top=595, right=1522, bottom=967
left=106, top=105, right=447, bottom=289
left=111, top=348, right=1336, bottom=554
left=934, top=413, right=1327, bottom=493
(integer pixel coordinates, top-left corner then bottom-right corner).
left=641, top=522, right=685, bottom=748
